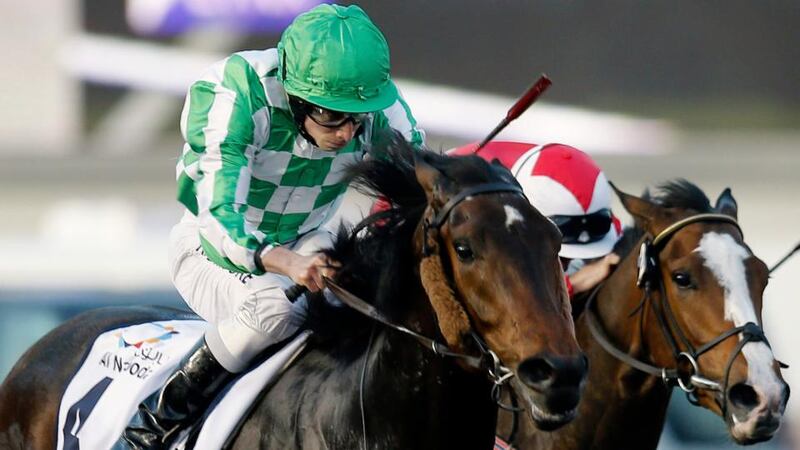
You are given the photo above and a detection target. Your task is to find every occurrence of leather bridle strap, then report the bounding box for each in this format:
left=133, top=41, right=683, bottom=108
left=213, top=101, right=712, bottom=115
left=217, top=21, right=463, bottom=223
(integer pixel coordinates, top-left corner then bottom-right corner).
left=584, top=287, right=677, bottom=380
left=718, top=323, right=770, bottom=414
left=586, top=211, right=790, bottom=418
left=585, top=212, right=757, bottom=400
left=427, top=182, right=525, bottom=229
left=584, top=282, right=728, bottom=391
left=652, top=213, right=741, bottom=248
left=324, top=182, right=526, bottom=391
left=322, top=275, right=526, bottom=387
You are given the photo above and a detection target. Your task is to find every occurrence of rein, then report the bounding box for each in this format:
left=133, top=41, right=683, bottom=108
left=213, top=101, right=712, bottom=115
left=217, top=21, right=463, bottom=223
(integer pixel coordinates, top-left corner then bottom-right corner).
left=327, top=181, right=525, bottom=386
left=310, top=180, right=523, bottom=450
left=325, top=277, right=516, bottom=450
left=585, top=213, right=779, bottom=416
left=324, top=277, right=484, bottom=370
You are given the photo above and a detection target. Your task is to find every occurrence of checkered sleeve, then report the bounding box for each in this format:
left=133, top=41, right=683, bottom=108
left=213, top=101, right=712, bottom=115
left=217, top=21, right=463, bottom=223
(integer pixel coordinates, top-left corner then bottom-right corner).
left=182, top=55, right=271, bottom=274
left=375, top=83, right=425, bottom=147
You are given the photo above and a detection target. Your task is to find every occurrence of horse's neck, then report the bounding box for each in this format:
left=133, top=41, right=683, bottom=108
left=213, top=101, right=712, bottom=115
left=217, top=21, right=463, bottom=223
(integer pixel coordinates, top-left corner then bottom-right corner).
left=243, top=244, right=496, bottom=448
left=361, top=280, right=498, bottom=449
left=565, top=251, right=674, bottom=449
left=369, top=273, right=484, bottom=392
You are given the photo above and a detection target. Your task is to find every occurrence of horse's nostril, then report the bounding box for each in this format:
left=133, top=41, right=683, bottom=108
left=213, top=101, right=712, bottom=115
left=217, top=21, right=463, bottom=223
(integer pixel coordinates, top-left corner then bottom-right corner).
left=783, top=383, right=791, bottom=405
left=729, top=383, right=761, bottom=411
left=518, top=357, right=555, bottom=388
left=518, top=353, right=588, bottom=390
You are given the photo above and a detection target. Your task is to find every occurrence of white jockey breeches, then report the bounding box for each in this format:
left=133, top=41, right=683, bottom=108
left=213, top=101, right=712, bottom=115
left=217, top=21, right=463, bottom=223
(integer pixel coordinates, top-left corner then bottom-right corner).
left=169, top=212, right=334, bottom=372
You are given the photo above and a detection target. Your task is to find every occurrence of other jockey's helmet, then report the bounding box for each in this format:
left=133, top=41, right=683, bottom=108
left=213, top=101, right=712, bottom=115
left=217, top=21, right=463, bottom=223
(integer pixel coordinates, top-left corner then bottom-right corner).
left=278, top=4, right=397, bottom=114
left=513, top=143, right=622, bottom=260
left=450, top=142, right=622, bottom=260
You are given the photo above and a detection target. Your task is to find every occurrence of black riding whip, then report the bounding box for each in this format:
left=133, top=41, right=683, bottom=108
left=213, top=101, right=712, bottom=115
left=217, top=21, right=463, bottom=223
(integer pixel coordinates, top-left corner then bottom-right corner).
left=473, top=75, right=553, bottom=153
left=769, top=241, right=800, bottom=274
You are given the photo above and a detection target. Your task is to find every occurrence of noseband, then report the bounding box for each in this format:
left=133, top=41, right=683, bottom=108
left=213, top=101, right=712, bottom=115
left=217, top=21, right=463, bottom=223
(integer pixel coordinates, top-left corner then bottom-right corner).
left=586, top=213, right=777, bottom=416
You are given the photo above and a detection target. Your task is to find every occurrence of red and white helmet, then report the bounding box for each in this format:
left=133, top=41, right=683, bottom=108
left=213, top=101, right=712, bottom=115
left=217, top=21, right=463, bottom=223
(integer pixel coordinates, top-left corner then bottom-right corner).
left=450, top=141, right=622, bottom=260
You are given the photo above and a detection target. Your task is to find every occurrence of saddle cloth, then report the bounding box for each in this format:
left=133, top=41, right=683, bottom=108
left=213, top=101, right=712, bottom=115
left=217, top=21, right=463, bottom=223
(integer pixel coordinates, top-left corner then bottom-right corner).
left=56, top=320, right=310, bottom=450
left=494, top=436, right=514, bottom=449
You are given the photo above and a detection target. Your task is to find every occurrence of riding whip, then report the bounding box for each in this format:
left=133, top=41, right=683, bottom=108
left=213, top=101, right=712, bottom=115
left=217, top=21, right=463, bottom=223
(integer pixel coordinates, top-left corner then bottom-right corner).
left=769, top=240, right=800, bottom=274
left=473, top=75, right=552, bottom=153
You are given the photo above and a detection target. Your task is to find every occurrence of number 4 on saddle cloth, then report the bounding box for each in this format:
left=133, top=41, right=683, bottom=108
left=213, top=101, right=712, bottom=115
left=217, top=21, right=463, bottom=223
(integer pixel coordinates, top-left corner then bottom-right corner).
left=56, top=320, right=310, bottom=450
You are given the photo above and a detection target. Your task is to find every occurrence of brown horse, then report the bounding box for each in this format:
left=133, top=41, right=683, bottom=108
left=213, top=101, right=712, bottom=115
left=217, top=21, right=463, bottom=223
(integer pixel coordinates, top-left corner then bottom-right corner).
left=0, top=137, right=586, bottom=449
left=499, top=180, right=789, bottom=449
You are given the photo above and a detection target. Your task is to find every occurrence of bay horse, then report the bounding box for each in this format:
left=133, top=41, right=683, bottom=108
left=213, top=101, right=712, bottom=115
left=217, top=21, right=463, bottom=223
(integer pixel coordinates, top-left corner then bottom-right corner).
left=498, top=180, right=790, bottom=449
left=0, top=136, right=587, bottom=449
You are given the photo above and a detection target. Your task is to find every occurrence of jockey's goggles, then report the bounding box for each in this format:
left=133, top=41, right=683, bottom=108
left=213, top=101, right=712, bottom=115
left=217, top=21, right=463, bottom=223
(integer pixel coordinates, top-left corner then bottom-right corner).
left=551, top=208, right=613, bottom=244
left=307, top=105, right=367, bottom=128
left=289, top=96, right=367, bottom=128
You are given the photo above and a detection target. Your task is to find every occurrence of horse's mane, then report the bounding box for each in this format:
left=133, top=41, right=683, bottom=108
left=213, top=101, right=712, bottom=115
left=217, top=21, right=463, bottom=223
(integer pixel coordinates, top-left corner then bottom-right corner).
left=304, top=132, right=515, bottom=342
left=613, top=178, right=713, bottom=260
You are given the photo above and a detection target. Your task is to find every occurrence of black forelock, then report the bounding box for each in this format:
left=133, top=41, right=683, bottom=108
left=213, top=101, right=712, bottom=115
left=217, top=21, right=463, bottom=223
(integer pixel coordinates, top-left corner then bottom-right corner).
left=613, top=179, right=712, bottom=261
left=572, top=179, right=714, bottom=312
left=645, top=178, right=712, bottom=213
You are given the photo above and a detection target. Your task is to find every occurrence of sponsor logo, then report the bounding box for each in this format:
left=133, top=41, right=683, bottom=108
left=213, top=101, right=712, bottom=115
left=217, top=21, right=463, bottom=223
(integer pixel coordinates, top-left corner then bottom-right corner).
left=116, top=323, right=179, bottom=348
left=98, top=350, right=160, bottom=379
left=97, top=323, right=179, bottom=379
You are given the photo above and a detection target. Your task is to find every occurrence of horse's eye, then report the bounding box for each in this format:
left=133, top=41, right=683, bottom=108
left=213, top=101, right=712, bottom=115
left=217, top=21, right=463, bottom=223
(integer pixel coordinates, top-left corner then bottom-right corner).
left=453, top=241, right=474, bottom=262
left=672, top=271, right=693, bottom=289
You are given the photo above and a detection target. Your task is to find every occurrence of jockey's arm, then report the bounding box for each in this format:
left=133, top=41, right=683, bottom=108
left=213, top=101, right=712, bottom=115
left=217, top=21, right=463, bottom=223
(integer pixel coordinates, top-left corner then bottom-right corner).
left=372, top=85, right=426, bottom=148
left=182, top=62, right=282, bottom=276
left=566, top=253, right=620, bottom=296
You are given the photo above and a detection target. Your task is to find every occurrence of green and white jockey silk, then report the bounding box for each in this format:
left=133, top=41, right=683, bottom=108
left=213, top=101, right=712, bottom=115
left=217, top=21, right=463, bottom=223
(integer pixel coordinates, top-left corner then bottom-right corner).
left=278, top=4, right=397, bottom=113
left=176, top=48, right=424, bottom=274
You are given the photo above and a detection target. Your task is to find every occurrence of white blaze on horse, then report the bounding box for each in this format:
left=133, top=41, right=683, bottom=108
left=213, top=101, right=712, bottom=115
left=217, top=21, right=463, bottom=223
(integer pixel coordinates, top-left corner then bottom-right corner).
left=499, top=180, right=790, bottom=450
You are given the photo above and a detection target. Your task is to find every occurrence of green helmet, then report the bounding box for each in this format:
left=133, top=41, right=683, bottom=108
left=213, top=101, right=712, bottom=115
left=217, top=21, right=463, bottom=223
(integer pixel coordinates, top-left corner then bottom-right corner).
left=278, top=4, right=397, bottom=114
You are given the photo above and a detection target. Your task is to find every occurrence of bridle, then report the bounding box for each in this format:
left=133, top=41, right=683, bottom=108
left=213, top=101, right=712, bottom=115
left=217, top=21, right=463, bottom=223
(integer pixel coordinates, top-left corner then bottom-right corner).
left=324, top=276, right=515, bottom=387
left=586, top=213, right=780, bottom=416
left=331, top=180, right=527, bottom=392
left=421, top=181, right=528, bottom=394
left=307, top=180, right=526, bottom=450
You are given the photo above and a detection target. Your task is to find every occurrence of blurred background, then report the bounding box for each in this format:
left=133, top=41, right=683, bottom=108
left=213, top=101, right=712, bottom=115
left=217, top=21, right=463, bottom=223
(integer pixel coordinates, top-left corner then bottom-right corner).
left=0, top=1, right=798, bottom=448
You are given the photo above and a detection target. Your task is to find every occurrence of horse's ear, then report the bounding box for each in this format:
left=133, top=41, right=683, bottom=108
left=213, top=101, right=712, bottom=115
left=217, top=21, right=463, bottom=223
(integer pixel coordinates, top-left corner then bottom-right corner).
left=714, top=187, right=738, bottom=219
left=611, top=181, right=660, bottom=229
left=490, top=158, right=519, bottom=185
left=414, top=152, right=448, bottom=205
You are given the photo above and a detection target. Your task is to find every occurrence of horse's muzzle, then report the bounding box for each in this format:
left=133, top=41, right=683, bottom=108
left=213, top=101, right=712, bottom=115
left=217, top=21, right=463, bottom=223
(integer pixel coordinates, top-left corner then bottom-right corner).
left=727, top=380, right=789, bottom=444
left=515, top=352, right=588, bottom=429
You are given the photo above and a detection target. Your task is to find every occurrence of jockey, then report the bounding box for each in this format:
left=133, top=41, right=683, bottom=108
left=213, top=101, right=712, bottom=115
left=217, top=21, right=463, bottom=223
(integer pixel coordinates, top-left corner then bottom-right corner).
left=449, top=142, right=622, bottom=299
left=117, top=4, right=424, bottom=449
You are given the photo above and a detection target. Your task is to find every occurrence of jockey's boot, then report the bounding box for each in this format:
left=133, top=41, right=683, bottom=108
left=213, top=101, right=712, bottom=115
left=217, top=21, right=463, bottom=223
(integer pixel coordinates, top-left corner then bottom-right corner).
left=114, top=338, right=233, bottom=450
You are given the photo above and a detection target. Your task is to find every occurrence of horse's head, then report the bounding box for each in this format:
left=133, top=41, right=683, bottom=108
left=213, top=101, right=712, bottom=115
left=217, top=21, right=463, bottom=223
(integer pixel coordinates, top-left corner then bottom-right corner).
left=413, top=151, right=587, bottom=430
left=616, top=182, right=789, bottom=444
